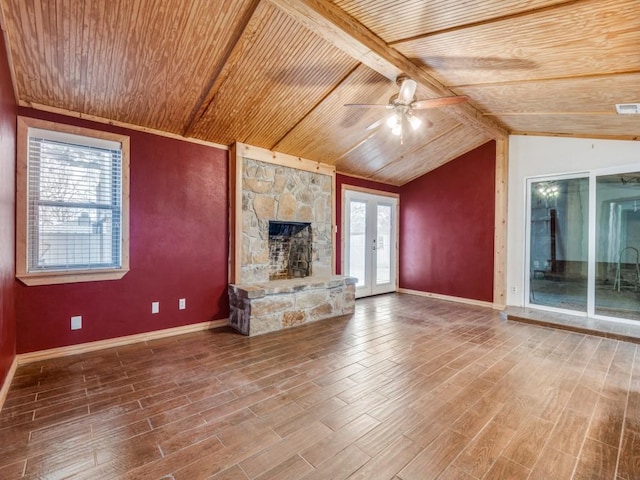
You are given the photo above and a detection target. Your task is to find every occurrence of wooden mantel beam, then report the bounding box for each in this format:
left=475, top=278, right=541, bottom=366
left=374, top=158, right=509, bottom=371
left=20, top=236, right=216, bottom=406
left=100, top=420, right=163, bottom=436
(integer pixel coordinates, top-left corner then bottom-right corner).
left=268, top=0, right=508, bottom=140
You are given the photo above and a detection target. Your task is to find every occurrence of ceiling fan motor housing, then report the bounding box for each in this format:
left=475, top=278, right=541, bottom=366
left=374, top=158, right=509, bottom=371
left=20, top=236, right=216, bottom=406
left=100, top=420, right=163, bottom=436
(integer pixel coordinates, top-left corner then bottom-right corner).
left=395, top=76, right=418, bottom=105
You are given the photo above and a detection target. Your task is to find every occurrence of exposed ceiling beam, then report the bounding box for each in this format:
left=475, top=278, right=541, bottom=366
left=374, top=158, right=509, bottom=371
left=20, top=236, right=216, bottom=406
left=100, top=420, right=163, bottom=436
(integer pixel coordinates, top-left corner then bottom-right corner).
left=268, top=0, right=399, bottom=82
left=268, top=0, right=508, bottom=139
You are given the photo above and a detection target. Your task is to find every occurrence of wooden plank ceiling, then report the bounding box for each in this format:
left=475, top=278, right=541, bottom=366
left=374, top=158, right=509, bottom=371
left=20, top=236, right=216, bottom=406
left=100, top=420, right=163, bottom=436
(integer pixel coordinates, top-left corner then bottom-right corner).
left=1, top=0, right=638, bottom=185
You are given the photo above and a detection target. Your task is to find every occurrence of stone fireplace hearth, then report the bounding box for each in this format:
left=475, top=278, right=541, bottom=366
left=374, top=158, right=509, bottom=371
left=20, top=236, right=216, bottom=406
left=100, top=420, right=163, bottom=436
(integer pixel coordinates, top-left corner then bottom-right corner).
left=228, top=143, right=356, bottom=336
left=228, top=276, right=356, bottom=336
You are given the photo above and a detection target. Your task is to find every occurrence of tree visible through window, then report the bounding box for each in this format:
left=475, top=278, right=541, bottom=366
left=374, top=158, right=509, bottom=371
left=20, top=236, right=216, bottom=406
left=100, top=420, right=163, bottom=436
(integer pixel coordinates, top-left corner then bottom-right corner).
left=30, top=134, right=121, bottom=269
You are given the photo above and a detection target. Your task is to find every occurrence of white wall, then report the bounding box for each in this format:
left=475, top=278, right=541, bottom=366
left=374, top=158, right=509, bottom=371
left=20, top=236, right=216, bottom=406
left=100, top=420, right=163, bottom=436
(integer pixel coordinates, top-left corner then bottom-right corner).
left=507, top=135, right=640, bottom=306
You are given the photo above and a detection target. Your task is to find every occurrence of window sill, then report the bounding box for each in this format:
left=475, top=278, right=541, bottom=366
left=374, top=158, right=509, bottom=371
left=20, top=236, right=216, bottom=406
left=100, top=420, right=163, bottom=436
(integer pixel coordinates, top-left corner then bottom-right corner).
left=17, top=269, right=129, bottom=286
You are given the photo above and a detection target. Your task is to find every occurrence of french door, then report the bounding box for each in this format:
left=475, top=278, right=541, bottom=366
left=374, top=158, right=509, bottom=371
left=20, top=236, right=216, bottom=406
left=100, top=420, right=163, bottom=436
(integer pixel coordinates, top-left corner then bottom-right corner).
left=526, top=166, right=640, bottom=322
left=344, top=189, right=398, bottom=298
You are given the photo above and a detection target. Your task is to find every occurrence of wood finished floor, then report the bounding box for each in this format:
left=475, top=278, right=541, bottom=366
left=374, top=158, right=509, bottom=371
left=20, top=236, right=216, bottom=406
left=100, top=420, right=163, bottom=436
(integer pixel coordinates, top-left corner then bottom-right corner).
left=1, top=293, right=639, bottom=479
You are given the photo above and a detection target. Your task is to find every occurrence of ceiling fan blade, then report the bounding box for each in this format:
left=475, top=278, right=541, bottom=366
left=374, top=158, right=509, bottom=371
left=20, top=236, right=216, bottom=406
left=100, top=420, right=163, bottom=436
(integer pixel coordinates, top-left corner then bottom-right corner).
left=365, top=117, right=385, bottom=131
left=344, top=103, right=392, bottom=108
left=412, top=95, right=469, bottom=109
left=397, top=78, right=417, bottom=104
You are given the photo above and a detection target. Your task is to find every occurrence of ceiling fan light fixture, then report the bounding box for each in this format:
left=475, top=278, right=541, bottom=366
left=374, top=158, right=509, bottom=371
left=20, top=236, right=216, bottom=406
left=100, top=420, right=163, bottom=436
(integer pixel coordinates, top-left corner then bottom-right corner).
left=344, top=76, right=469, bottom=141
left=386, top=113, right=399, bottom=128
left=408, top=114, right=422, bottom=130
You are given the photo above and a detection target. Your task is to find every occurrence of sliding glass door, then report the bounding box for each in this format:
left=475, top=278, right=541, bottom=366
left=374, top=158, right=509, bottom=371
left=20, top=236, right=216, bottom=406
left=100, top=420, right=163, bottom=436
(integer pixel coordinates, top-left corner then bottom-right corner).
left=594, top=172, right=640, bottom=320
left=527, top=176, right=589, bottom=312
left=527, top=168, right=640, bottom=322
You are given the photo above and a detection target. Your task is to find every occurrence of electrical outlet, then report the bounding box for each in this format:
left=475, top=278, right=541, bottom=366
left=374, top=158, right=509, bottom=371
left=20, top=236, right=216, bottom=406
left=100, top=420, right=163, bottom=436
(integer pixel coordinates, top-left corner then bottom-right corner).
left=71, top=315, right=82, bottom=330
left=152, top=302, right=160, bottom=314
left=510, top=286, right=518, bottom=293
left=179, top=298, right=186, bottom=310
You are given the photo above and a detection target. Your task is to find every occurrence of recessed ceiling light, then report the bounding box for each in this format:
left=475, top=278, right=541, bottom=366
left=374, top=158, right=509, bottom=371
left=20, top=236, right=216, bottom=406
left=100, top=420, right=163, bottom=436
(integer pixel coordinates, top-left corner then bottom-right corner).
left=615, top=103, right=640, bottom=115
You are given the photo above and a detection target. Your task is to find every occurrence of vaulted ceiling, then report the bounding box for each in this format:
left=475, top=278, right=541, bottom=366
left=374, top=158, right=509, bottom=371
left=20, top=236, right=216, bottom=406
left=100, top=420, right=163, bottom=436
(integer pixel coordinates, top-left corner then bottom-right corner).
left=1, top=0, right=638, bottom=185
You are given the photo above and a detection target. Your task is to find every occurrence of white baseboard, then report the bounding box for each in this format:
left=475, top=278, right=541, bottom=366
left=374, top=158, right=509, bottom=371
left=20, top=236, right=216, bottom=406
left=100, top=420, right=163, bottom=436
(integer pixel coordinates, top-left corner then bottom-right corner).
left=17, top=318, right=229, bottom=365
left=397, top=288, right=495, bottom=309
left=0, top=356, right=18, bottom=412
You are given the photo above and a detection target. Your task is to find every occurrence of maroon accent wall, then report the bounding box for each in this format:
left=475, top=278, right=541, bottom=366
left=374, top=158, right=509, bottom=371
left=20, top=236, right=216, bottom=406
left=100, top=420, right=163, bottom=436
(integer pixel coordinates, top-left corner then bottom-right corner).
left=0, top=34, right=17, bottom=387
left=335, top=174, right=399, bottom=274
left=399, top=141, right=496, bottom=302
left=15, top=109, right=229, bottom=354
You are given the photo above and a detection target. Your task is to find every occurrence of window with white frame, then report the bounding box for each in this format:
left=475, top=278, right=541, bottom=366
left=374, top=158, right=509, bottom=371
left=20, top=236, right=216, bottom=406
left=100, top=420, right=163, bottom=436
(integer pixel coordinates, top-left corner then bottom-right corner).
left=16, top=116, right=130, bottom=285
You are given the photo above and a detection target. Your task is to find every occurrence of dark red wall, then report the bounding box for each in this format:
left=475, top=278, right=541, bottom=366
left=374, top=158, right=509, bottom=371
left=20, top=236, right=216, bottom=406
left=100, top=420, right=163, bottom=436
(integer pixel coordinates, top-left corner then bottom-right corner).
left=0, top=34, right=17, bottom=387
left=335, top=174, right=399, bottom=274
left=15, top=110, right=229, bottom=353
left=399, top=141, right=496, bottom=302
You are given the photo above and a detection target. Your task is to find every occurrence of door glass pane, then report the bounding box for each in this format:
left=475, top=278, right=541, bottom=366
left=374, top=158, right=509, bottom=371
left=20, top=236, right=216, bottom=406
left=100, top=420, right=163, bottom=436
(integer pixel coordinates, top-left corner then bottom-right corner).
left=595, top=172, right=640, bottom=320
left=529, top=178, right=588, bottom=311
left=376, top=204, right=391, bottom=285
left=349, top=200, right=366, bottom=287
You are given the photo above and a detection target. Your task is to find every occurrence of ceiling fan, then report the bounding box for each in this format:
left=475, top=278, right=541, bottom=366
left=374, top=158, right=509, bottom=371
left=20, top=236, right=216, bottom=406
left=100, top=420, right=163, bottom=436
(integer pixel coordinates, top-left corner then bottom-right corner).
left=345, top=76, right=469, bottom=142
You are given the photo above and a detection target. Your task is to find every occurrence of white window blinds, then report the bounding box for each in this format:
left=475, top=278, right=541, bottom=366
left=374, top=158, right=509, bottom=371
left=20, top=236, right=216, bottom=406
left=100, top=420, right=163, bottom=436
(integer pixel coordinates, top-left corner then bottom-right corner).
left=27, top=127, right=123, bottom=272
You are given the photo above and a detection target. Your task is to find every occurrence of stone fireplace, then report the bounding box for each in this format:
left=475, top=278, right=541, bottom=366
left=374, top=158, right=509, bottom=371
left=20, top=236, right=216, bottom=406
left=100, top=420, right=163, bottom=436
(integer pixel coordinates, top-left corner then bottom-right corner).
left=237, top=154, right=332, bottom=283
left=228, top=143, right=356, bottom=336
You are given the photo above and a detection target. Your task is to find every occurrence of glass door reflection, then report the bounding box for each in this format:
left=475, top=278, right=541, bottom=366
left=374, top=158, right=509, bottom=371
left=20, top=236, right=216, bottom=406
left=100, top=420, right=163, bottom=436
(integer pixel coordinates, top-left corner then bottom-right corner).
left=376, top=204, right=392, bottom=286
left=528, top=177, right=588, bottom=312
left=348, top=199, right=367, bottom=289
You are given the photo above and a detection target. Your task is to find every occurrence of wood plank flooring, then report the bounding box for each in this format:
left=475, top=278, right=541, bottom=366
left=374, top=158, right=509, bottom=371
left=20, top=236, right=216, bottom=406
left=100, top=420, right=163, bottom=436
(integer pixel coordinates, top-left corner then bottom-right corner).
left=1, top=293, right=639, bottom=479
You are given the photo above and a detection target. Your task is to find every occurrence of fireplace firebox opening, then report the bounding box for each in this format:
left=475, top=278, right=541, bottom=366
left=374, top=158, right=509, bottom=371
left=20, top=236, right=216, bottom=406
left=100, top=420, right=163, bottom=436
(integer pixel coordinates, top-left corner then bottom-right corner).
left=268, top=221, right=312, bottom=280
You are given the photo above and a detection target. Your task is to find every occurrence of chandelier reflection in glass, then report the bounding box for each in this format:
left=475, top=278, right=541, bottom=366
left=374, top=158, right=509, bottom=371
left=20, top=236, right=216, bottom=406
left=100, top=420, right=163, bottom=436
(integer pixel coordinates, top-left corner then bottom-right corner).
left=537, top=183, right=559, bottom=199
left=536, top=182, right=560, bottom=207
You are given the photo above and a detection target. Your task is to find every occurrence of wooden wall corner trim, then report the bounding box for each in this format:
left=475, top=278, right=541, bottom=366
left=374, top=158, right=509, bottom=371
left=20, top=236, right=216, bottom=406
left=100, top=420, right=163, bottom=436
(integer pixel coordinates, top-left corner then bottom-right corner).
left=17, top=319, right=229, bottom=365
left=493, top=136, right=509, bottom=307
left=331, top=174, right=337, bottom=274
left=0, top=356, right=18, bottom=413
left=229, top=143, right=241, bottom=284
